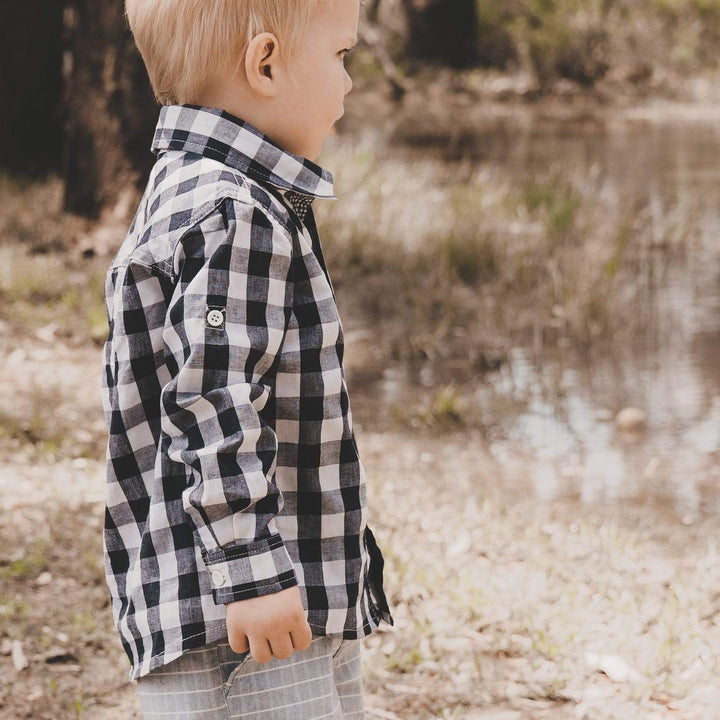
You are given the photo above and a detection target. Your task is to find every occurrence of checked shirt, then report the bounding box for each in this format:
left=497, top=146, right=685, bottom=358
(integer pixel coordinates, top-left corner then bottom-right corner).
left=100, top=104, right=394, bottom=681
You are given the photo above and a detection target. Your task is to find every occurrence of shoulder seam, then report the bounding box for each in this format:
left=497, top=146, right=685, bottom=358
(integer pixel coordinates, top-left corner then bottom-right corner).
left=154, top=196, right=230, bottom=279
left=221, top=191, right=295, bottom=248
left=233, top=175, right=295, bottom=233
left=160, top=193, right=294, bottom=280
left=221, top=184, right=296, bottom=249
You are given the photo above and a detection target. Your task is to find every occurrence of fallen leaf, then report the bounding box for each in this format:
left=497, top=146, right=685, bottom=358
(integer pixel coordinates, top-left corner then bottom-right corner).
left=41, top=647, right=79, bottom=664
left=366, top=707, right=404, bottom=720
left=585, top=652, right=643, bottom=683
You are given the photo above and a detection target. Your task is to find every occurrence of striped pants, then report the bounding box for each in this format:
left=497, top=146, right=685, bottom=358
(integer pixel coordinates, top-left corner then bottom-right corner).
left=136, top=635, right=364, bottom=720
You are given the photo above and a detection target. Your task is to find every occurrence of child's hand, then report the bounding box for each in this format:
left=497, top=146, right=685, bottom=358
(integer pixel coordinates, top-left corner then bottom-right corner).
left=225, top=585, right=312, bottom=663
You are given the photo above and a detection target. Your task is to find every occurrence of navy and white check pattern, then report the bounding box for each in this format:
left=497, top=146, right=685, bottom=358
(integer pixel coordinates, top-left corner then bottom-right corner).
left=100, top=105, right=393, bottom=681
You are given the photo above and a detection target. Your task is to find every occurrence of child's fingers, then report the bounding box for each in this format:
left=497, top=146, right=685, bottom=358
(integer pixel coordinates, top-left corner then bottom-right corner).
left=249, top=635, right=273, bottom=664
left=289, top=620, right=312, bottom=651
left=268, top=632, right=294, bottom=660
left=227, top=629, right=250, bottom=654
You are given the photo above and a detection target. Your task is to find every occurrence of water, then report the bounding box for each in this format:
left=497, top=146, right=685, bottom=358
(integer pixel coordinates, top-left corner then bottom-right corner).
left=344, top=106, right=720, bottom=514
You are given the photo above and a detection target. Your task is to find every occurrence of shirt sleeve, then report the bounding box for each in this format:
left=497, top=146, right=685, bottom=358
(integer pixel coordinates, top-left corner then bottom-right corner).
left=160, top=196, right=297, bottom=605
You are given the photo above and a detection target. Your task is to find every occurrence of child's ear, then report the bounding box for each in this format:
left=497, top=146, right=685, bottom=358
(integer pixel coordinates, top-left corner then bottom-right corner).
left=245, top=32, right=280, bottom=97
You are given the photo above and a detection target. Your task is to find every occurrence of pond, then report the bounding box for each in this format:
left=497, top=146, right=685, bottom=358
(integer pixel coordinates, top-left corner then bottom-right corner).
left=340, top=104, right=720, bottom=515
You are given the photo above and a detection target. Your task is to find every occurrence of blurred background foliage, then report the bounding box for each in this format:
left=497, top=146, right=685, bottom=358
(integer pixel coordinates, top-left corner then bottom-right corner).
left=374, top=0, right=720, bottom=88
left=4, top=0, right=720, bottom=217
left=394, top=0, right=720, bottom=76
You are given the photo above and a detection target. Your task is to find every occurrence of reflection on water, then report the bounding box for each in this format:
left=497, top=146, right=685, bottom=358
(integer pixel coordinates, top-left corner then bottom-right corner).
left=354, top=111, right=720, bottom=514
left=481, top=341, right=719, bottom=512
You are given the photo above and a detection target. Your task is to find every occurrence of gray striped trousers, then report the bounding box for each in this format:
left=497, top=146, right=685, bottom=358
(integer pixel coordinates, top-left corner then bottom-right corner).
left=136, top=635, right=364, bottom=720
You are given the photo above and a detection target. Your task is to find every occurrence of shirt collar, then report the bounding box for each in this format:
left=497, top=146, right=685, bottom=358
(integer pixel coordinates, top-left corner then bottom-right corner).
left=151, top=104, right=336, bottom=201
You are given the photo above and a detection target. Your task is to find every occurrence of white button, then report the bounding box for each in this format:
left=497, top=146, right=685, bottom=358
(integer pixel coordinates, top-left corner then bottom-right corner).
left=211, top=570, right=227, bottom=587
left=207, top=309, right=224, bottom=328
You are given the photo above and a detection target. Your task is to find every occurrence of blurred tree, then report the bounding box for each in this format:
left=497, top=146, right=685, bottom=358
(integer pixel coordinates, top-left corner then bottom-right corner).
left=62, top=1, right=157, bottom=218
left=474, top=0, right=519, bottom=69
left=0, top=2, right=64, bottom=177
left=401, top=0, right=479, bottom=67
left=510, top=0, right=611, bottom=92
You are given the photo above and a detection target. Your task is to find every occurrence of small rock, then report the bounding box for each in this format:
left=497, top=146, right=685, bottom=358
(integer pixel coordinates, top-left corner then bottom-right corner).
left=75, top=429, right=94, bottom=444
left=6, top=348, right=27, bottom=365
left=615, top=407, right=647, bottom=432
left=643, top=457, right=660, bottom=478
left=12, top=640, right=28, bottom=672
left=446, top=529, right=472, bottom=556
left=380, top=639, right=396, bottom=656
left=35, top=323, right=59, bottom=343
left=36, top=571, right=53, bottom=586
left=504, top=681, right=528, bottom=699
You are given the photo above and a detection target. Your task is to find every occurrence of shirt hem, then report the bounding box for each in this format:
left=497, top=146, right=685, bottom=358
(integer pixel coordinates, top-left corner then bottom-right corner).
left=128, top=620, right=228, bottom=682
left=127, top=602, right=391, bottom=681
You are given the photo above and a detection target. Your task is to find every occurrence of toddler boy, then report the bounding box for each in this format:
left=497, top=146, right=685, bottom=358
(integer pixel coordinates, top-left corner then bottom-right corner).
left=100, top=0, right=394, bottom=717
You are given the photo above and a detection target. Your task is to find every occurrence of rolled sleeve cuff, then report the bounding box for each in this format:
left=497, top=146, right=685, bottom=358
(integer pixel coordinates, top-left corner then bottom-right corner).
left=201, top=533, right=298, bottom=605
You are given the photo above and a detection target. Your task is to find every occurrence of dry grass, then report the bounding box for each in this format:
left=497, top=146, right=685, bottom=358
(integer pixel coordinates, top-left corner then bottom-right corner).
left=317, top=136, right=698, bottom=369
left=0, top=174, right=108, bottom=348
left=359, top=429, right=720, bottom=719
left=0, top=499, right=131, bottom=720
left=4, top=421, right=718, bottom=719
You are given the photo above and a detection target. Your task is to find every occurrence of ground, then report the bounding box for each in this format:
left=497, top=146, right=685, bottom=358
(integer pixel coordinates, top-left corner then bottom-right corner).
left=1, top=322, right=719, bottom=720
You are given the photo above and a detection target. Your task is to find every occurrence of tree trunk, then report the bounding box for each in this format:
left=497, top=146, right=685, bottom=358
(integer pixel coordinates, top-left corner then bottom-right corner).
left=0, top=2, right=65, bottom=177
left=403, top=0, right=479, bottom=68
left=62, top=1, right=158, bottom=218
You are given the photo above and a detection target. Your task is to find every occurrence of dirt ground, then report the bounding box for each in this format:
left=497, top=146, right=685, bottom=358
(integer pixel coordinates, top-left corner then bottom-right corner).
left=1, top=320, right=719, bottom=720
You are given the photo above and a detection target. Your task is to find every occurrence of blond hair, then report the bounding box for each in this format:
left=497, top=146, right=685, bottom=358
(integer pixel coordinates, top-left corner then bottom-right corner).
left=126, top=0, right=323, bottom=105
